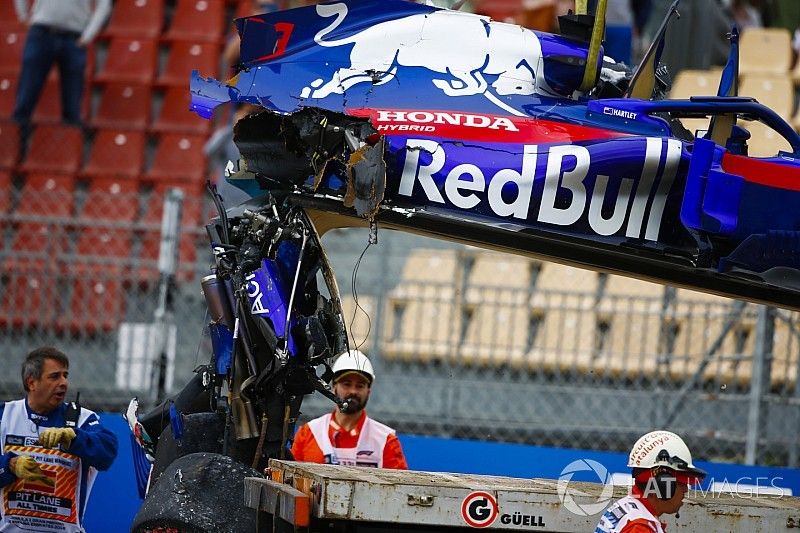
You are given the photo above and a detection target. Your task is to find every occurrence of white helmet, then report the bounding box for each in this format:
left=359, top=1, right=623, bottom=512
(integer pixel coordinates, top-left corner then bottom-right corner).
left=628, top=430, right=706, bottom=478
left=331, top=350, right=374, bottom=385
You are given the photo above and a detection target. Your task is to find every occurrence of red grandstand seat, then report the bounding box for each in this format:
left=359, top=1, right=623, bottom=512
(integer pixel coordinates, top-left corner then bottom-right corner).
left=102, top=0, right=165, bottom=40
left=144, top=133, right=208, bottom=183
left=0, top=30, right=25, bottom=75
left=150, top=86, right=212, bottom=134
left=0, top=75, right=12, bottom=109
left=15, top=174, right=76, bottom=216
left=0, top=170, right=11, bottom=213
left=6, top=222, right=70, bottom=270
left=157, top=41, right=220, bottom=87
left=91, top=83, right=151, bottom=130
left=0, top=269, right=58, bottom=329
left=0, top=121, right=20, bottom=169
left=94, top=38, right=158, bottom=84
left=19, top=124, right=83, bottom=175
left=0, top=76, right=16, bottom=119
left=0, top=3, right=24, bottom=31
left=58, top=267, right=126, bottom=334
left=164, top=0, right=226, bottom=43
left=137, top=182, right=202, bottom=281
left=82, top=130, right=146, bottom=179
left=4, top=175, right=75, bottom=271
left=80, top=177, right=139, bottom=222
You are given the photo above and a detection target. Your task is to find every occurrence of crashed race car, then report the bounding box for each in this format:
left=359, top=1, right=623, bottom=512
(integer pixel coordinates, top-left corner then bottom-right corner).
left=129, top=0, right=800, bottom=530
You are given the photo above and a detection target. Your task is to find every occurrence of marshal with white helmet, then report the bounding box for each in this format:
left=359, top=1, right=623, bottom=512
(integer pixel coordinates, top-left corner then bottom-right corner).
left=331, top=350, right=375, bottom=385
left=628, top=430, right=707, bottom=482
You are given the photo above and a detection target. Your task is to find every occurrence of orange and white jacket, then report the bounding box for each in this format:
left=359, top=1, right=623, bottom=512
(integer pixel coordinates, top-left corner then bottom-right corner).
left=291, top=410, right=407, bottom=469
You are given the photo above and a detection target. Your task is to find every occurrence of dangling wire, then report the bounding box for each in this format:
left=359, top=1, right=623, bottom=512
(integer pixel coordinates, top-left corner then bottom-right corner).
left=350, top=224, right=376, bottom=354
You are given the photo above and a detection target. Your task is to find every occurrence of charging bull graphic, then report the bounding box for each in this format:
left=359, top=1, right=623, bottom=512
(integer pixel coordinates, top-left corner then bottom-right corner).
left=300, top=2, right=556, bottom=116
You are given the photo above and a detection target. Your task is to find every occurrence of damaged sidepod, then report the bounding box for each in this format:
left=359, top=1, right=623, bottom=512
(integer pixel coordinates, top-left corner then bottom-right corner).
left=231, top=108, right=387, bottom=218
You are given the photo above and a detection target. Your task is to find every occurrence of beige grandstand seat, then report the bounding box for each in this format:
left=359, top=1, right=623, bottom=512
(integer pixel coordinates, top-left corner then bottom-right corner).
left=743, top=121, right=793, bottom=158
left=771, top=312, right=800, bottom=388
left=381, top=296, right=459, bottom=362
left=526, top=307, right=596, bottom=373
left=739, top=76, right=793, bottom=120
left=530, top=263, right=597, bottom=310
left=598, top=275, right=665, bottom=315
left=740, top=27, right=792, bottom=76
left=665, top=294, right=755, bottom=384
left=390, top=248, right=460, bottom=299
left=464, top=251, right=533, bottom=306
left=458, top=303, right=530, bottom=367
left=592, top=311, right=661, bottom=378
left=339, top=295, right=376, bottom=351
left=669, top=69, right=721, bottom=135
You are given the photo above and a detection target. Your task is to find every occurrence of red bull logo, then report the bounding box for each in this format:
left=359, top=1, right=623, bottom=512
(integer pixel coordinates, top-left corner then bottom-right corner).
left=299, top=3, right=555, bottom=116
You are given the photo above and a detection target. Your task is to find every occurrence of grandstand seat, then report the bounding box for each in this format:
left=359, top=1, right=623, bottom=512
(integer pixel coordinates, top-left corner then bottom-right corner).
left=94, top=38, right=158, bottom=85
left=739, top=75, right=793, bottom=120
left=163, top=0, right=226, bottom=43
left=598, top=275, right=665, bottom=315
left=82, top=130, right=146, bottom=179
left=744, top=121, right=793, bottom=158
left=15, top=173, right=76, bottom=217
left=58, top=267, right=126, bottom=334
left=4, top=174, right=75, bottom=271
left=91, top=83, right=151, bottom=130
left=473, top=0, right=524, bottom=24
left=530, top=263, right=597, bottom=309
left=592, top=312, right=661, bottom=378
left=6, top=222, right=70, bottom=271
left=464, top=252, right=532, bottom=306
left=0, top=170, right=10, bottom=213
left=0, top=30, right=25, bottom=75
left=150, top=86, right=212, bottom=134
left=101, top=0, right=165, bottom=40
left=80, top=177, right=140, bottom=222
left=389, top=249, right=459, bottom=296
left=0, top=3, right=24, bottom=31
left=0, top=76, right=15, bottom=118
left=0, top=269, right=58, bottom=329
left=771, top=312, right=800, bottom=387
left=340, top=295, right=376, bottom=351
left=740, top=27, right=792, bottom=76
left=669, top=69, right=722, bottom=135
left=157, top=41, right=220, bottom=87
left=19, top=124, right=83, bottom=174
left=459, top=303, right=529, bottom=367
left=0, top=121, right=20, bottom=169
left=381, top=296, right=460, bottom=362
left=144, top=133, right=208, bottom=183
left=526, top=307, right=597, bottom=373
left=137, top=182, right=202, bottom=280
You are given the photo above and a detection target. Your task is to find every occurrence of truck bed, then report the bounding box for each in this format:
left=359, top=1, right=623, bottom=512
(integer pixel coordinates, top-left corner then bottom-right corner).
left=243, top=459, right=800, bottom=532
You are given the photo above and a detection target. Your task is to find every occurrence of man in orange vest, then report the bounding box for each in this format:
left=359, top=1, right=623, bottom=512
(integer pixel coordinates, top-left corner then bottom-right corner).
left=291, top=350, right=408, bottom=469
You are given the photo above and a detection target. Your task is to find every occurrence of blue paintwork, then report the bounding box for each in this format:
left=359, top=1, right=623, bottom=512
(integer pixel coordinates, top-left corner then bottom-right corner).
left=245, top=256, right=298, bottom=357
left=188, top=0, right=800, bottom=286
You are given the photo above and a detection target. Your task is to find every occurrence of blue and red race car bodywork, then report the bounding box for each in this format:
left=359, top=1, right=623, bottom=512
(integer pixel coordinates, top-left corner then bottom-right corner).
left=191, top=0, right=800, bottom=310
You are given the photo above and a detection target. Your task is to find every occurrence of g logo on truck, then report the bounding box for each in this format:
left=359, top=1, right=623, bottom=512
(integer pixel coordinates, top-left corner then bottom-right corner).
left=461, top=491, right=498, bottom=528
